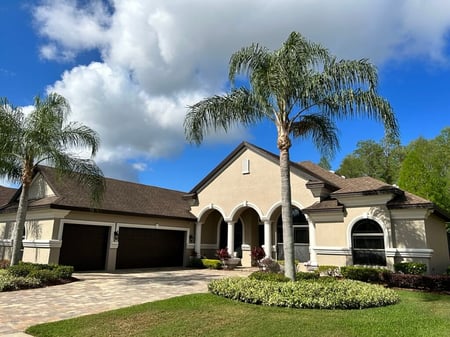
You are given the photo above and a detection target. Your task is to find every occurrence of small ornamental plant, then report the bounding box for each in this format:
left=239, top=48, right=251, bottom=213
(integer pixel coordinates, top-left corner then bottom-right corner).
left=216, top=248, right=231, bottom=260
left=251, top=247, right=266, bottom=261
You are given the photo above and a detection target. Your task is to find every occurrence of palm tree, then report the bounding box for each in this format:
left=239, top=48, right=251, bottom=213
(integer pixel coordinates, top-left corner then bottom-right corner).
left=184, top=32, right=398, bottom=280
left=0, top=93, right=105, bottom=265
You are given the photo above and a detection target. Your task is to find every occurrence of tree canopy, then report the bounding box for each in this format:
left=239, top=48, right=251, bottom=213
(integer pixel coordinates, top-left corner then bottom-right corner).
left=398, top=128, right=450, bottom=213
left=336, top=136, right=404, bottom=184
left=0, top=93, right=105, bottom=265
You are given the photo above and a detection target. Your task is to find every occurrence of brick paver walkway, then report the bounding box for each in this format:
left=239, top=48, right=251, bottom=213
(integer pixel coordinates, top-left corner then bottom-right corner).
left=0, top=268, right=253, bottom=336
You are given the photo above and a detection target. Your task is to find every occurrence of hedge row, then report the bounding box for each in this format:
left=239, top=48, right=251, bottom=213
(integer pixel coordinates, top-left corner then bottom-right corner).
left=209, top=277, right=399, bottom=309
left=0, top=262, right=74, bottom=292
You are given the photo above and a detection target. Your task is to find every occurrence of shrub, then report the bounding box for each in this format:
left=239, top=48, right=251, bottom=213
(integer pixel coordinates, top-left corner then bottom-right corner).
left=386, top=273, right=450, bottom=292
left=249, top=271, right=290, bottom=282
left=251, top=247, right=265, bottom=261
left=0, top=274, right=41, bottom=292
left=52, top=265, right=74, bottom=279
left=188, top=257, right=206, bottom=269
left=7, top=262, right=73, bottom=279
left=208, top=277, right=399, bottom=309
left=296, top=271, right=320, bottom=280
left=447, top=266, right=450, bottom=276
left=216, top=248, right=230, bottom=260
left=394, top=262, right=427, bottom=275
left=29, top=269, right=60, bottom=283
left=201, top=259, right=222, bottom=269
left=341, top=266, right=387, bottom=283
left=259, top=258, right=281, bottom=273
left=7, top=262, right=37, bottom=277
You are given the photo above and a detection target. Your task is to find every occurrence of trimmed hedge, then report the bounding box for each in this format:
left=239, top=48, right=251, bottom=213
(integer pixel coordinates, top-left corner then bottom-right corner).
left=386, top=273, right=450, bottom=292
left=0, top=274, right=41, bottom=291
left=394, top=262, right=427, bottom=275
left=201, top=259, right=222, bottom=269
left=209, top=277, right=399, bottom=309
left=0, top=262, right=75, bottom=292
left=249, top=271, right=290, bottom=282
left=7, top=262, right=74, bottom=280
left=340, top=266, right=390, bottom=283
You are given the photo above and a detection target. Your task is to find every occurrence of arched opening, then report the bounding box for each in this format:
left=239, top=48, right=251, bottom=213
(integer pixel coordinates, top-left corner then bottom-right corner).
left=351, top=219, right=386, bottom=266
left=276, top=207, right=309, bottom=261
left=219, top=219, right=243, bottom=257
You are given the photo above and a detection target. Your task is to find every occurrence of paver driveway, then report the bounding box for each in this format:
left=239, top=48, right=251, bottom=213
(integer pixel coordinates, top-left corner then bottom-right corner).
left=0, top=267, right=253, bottom=336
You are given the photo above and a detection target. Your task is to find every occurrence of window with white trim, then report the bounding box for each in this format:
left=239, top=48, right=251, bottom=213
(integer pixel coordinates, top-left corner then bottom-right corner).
left=351, top=219, right=386, bottom=266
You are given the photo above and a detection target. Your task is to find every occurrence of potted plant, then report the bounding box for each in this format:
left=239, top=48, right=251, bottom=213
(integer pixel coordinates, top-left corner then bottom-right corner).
left=216, top=248, right=240, bottom=270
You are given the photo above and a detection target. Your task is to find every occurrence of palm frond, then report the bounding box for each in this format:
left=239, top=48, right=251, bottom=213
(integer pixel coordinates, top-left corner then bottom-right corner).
left=184, top=88, right=266, bottom=144
left=292, top=114, right=339, bottom=158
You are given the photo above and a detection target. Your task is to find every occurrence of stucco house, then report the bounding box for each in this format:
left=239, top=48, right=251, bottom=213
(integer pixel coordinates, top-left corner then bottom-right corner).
left=1, top=142, right=449, bottom=273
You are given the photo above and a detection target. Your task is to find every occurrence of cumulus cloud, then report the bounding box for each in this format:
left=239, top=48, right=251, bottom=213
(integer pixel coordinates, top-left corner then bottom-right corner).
left=32, top=0, right=450, bottom=181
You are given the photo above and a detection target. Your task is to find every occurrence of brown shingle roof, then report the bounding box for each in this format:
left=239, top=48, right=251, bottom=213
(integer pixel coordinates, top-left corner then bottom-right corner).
left=1, top=166, right=195, bottom=220
left=302, top=199, right=343, bottom=212
left=0, top=185, right=16, bottom=207
left=332, top=176, right=400, bottom=195
left=296, top=161, right=346, bottom=189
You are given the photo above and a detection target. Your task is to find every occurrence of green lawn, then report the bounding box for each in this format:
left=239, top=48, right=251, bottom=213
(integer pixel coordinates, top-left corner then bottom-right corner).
left=26, top=290, right=450, bottom=337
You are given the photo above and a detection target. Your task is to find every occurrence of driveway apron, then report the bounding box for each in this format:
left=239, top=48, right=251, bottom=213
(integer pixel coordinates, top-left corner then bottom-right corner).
left=0, top=268, right=253, bottom=336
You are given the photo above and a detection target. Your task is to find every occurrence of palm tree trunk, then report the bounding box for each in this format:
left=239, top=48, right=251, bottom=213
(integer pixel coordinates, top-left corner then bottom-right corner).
left=277, top=125, right=296, bottom=281
left=279, top=148, right=295, bottom=280
left=10, top=183, right=30, bottom=265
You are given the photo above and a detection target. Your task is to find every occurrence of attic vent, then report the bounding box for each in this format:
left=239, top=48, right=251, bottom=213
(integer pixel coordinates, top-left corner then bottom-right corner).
left=242, top=158, right=250, bottom=174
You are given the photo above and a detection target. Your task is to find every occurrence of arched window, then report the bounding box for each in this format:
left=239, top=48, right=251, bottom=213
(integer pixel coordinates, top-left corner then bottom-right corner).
left=351, top=219, right=386, bottom=266
left=276, top=207, right=310, bottom=261
left=277, top=207, right=309, bottom=244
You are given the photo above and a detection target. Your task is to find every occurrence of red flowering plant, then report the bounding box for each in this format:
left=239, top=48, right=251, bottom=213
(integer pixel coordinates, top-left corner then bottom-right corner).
left=251, top=246, right=266, bottom=261
left=216, top=248, right=231, bottom=260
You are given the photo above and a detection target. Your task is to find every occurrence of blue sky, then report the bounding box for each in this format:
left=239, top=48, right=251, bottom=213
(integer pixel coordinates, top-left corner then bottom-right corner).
left=1, top=0, right=449, bottom=192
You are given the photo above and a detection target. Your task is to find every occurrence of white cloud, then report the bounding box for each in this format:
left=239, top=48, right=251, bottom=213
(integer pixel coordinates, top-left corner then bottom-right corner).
left=34, top=0, right=450, bottom=181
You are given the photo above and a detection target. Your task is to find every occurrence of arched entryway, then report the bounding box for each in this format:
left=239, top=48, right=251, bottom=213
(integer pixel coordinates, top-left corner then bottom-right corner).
left=351, top=219, right=386, bottom=266
left=219, top=219, right=243, bottom=257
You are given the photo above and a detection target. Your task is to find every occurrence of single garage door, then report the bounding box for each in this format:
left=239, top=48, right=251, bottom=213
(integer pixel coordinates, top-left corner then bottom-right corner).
left=116, top=227, right=185, bottom=269
left=59, top=223, right=109, bottom=271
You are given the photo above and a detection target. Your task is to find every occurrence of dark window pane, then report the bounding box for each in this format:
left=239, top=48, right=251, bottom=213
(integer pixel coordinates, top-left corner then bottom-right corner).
left=294, top=228, right=309, bottom=244
left=352, top=220, right=383, bottom=234
left=353, top=237, right=384, bottom=249
left=353, top=250, right=386, bottom=266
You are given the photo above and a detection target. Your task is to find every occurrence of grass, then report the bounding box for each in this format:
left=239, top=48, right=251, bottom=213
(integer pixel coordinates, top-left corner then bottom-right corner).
left=26, top=290, right=449, bottom=337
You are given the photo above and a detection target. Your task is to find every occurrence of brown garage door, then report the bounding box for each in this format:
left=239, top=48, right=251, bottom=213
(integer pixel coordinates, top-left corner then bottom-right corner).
left=59, top=223, right=109, bottom=271
left=116, top=227, right=185, bottom=269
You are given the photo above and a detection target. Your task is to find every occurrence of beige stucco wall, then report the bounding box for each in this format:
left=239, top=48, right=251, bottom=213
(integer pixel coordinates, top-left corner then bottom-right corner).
left=391, top=218, right=427, bottom=249
left=425, top=213, right=450, bottom=274
left=192, top=148, right=318, bottom=221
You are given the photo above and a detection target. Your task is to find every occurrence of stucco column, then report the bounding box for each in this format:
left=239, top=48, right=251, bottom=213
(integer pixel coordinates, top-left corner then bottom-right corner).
left=263, top=220, right=272, bottom=258
left=309, top=220, right=317, bottom=263
left=227, top=221, right=235, bottom=256
left=195, top=222, right=202, bottom=257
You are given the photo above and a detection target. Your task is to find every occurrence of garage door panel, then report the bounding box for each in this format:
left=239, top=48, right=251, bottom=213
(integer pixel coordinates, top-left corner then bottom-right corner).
left=59, top=224, right=109, bottom=271
left=116, top=227, right=185, bottom=269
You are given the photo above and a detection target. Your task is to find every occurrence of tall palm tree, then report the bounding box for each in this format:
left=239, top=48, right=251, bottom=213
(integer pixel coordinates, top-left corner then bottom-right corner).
left=184, top=32, right=398, bottom=280
left=0, top=93, right=105, bottom=265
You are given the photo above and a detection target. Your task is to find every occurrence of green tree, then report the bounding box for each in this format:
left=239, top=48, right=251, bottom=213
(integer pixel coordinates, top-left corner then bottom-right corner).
left=0, top=93, right=105, bottom=265
left=184, top=32, right=398, bottom=280
left=318, top=156, right=331, bottom=171
left=398, top=128, right=450, bottom=213
left=336, top=136, right=404, bottom=184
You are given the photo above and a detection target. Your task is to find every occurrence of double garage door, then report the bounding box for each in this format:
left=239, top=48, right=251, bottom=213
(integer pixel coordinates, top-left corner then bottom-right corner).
left=59, top=224, right=185, bottom=271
